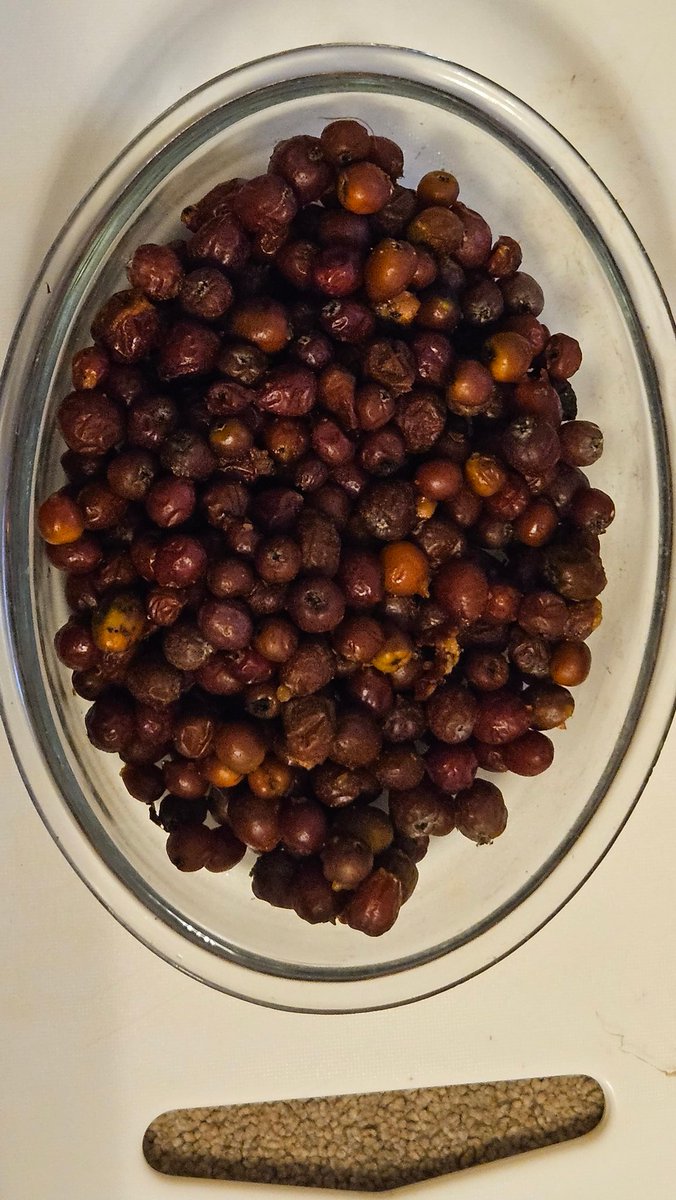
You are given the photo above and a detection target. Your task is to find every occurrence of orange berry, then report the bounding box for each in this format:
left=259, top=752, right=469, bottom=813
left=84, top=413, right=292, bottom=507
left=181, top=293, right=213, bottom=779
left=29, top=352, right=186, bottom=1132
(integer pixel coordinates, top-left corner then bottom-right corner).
left=71, top=345, right=109, bottom=390
left=381, top=541, right=430, bottom=597
left=248, top=757, right=294, bottom=800
left=37, top=490, right=85, bottom=545
left=364, top=238, right=418, bottom=302
left=371, top=632, right=415, bottom=674
left=484, top=331, right=532, bottom=382
left=202, top=757, right=243, bottom=788
left=464, top=453, right=507, bottom=497
left=91, top=592, right=146, bottom=654
left=336, top=162, right=393, bottom=215
left=373, top=290, right=421, bottom=325
left=416, top=495, right=437, bottom=520
left=550, top=640, right=592, bottom=687
left=416, top=170, right=460, bottom=207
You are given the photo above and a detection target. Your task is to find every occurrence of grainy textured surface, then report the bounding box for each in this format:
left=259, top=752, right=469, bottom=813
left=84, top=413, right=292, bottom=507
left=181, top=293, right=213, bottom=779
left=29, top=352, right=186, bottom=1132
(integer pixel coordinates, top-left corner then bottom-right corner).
left=143, top=1074, right=604, bottom=1191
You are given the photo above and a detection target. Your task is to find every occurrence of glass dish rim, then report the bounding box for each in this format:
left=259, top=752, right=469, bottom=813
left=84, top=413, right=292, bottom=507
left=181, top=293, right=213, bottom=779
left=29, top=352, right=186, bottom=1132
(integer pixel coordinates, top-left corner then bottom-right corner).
left=1, top=42, right=674, bottom=1012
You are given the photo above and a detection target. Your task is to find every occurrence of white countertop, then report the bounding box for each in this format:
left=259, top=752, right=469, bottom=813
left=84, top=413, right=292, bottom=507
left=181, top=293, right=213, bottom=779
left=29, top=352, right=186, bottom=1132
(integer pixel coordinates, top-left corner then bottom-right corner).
left=1, top=2, right=675, bottom=1197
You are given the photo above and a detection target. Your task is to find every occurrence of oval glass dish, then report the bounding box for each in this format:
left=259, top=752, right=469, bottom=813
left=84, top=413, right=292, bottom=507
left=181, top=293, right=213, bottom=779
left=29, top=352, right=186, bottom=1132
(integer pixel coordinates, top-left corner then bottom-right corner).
left=0, top=45, right=674, bottom=1012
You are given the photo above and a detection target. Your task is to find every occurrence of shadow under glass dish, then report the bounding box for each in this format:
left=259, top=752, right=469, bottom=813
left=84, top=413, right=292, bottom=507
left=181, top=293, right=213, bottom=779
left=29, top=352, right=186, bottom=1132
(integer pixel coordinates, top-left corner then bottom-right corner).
left=0, top=45, right=673, bottom=1011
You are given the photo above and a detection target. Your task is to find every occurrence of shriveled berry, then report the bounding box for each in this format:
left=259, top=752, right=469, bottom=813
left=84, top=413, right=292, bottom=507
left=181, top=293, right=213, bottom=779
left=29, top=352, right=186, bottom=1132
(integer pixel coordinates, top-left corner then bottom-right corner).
left=508, top=629, right=551, bottom=678
left=564, top=598, right=603, bottom=641
left=453, top=203, right=492, bottom=269
left=513, top=374, right=563, bottom=426
left=413, top=518, right=466, bottom=567
left=487, top=235, right=522, bottom=278
left=71, top=345, right=109, bottom=391
left=154, top=534, right=207, bottom=587
left=127, top=242, right=184, bottom=300
left=395, top=391, right=445, bottom=454
left=91, top=592, right=145, bottom=654
left=461, top=278, right=504, bottom=326
left=411, top=330, right=453, bottom=388
left=91, top=289, right=161, bottom=363
left=462, top=648, right=509, bottom=692
left=332, top=614, right=385, bottom=664
left=283, top=694, right=336, bottom=769
left=157, top=320, right=220, bottom=380
left=197, top=599, right=253, bottom=651
left=162, top=621, right=213, bottom=671
left=58, top=390, right=125, bottom=456
left=558, top=420, right=603, bottom=467
left=569, top=487, right=615, bottom=535
left=358, top=480, right=416, bottom=541
left=363, top=338, right=416, bottom=396
left=544, top=333, right=582, bottom=380
left=501, top=415, right=560, bottom=476
left=345, top=666, right=394, bottom=718
left=341, top=867, right=402, bottom=936
left=286, top=576, right=345, bottom=634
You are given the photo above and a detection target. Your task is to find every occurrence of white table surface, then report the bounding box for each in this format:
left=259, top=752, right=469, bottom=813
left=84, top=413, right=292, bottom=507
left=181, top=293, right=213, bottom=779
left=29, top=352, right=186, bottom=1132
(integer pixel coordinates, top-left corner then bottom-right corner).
left=1, top=2, right=675, bottom=1197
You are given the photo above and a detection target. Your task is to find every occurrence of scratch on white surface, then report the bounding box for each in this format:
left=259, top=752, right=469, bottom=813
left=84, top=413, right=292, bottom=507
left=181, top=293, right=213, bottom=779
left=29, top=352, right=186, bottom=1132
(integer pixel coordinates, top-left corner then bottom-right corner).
left=596, top=1011, right=676, bottom=1078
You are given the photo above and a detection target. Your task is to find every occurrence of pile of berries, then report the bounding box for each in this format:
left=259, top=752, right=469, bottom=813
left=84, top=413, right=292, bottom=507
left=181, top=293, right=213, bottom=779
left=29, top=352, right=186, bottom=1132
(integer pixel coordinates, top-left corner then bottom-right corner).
left=38, top=119, right=612, bottom=936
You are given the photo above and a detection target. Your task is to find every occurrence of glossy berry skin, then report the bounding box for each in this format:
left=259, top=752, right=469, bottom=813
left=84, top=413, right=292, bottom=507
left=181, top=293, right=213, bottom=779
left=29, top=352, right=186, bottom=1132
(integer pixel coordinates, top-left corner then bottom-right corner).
left=337, top=162, right=393, bottom=214
left=454, top=780, right=507, bottom=844
left=38, top=491, right=84, bottom=545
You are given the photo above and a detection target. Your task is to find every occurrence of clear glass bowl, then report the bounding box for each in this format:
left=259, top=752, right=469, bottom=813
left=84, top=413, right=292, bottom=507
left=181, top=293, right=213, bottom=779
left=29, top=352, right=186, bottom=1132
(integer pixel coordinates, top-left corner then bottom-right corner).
left=1, top=45, right=674, bottom=1012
